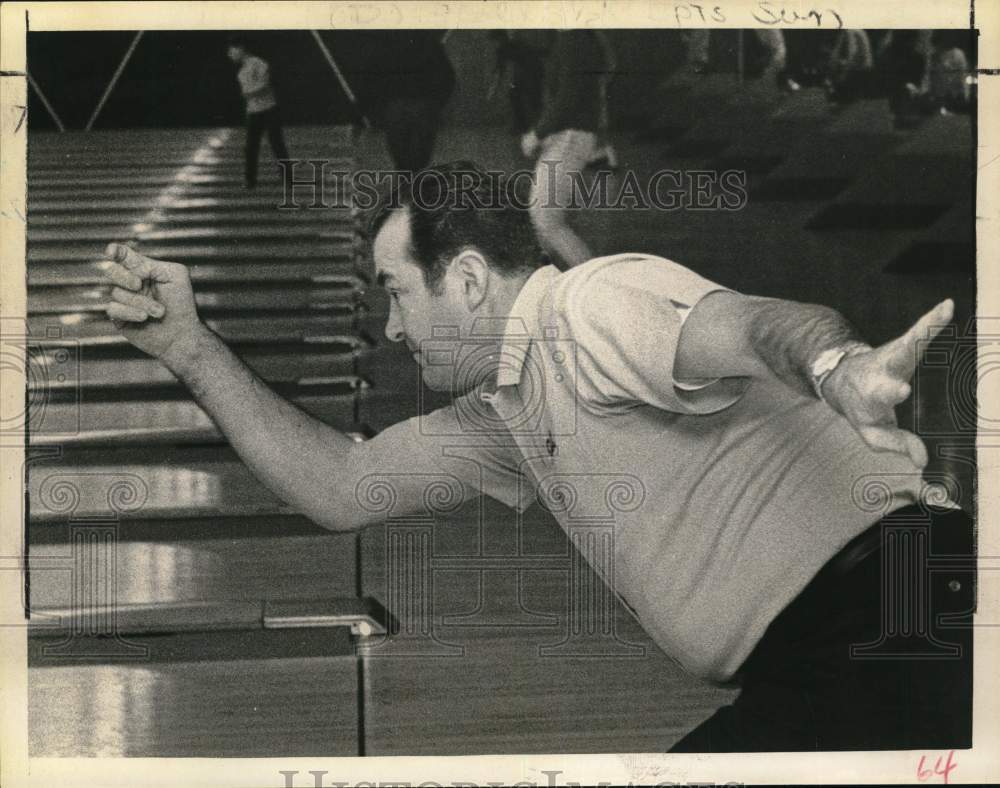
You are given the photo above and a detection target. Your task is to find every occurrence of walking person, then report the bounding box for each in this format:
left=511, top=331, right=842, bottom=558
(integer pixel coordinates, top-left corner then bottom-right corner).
left=361, top=31, right=455, bottom=173
left=825, top=29, right=874, bottom=104
left=227, top=35, right=290, bottom=190
left=490, top=30, right=551, bottom=134
left=522, top=29, right=605, bottom=269
left=590, top=29, right=620, bottom=169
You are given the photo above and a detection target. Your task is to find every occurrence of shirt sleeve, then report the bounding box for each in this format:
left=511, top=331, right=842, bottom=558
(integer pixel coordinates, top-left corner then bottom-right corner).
left=377, top=398, right=536, bottom=513
left=559, top=255, right=750, bottom=414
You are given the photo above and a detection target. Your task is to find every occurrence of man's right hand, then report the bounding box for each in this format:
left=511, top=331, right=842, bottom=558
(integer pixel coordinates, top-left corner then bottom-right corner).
left=101, top=242, right=205, bottom=362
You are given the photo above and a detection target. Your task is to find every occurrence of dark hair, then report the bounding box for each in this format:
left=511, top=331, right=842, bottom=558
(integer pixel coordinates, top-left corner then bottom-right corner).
left=226, top=33, right=249, bottom=50
left=367, top=161, right=545, bottom=293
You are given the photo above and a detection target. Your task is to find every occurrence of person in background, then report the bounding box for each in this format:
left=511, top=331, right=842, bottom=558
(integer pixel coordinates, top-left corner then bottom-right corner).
left=754, top=30, right=794, bottom=92
left=780, top=30, right=834, bottom=91
left=590, top=29, right=620, bottom=170
left=522, top=29, right=604, bottom=269
left=227, top=35, right=290, bottom=190
left=490, top=30, right=551, bottom=134
left=361, top=31, right=456, bottom=173
left=825, top=29, right=874, bottom=105
left=682, top=30, right=711, bottom=75
left=926, top=31, right=972, bottom=115
left=877, top=30, right=933, bottom=128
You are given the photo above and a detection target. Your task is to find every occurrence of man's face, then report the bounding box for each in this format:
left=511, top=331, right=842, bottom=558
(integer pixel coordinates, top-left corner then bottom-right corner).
left=227, top=46, right=244, bottom=63
left=372, top=209, right=473, bottom=393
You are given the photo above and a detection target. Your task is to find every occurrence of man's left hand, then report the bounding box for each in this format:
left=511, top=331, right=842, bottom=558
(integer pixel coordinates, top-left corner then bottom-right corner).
left=821, top=299, right=955, bottom=468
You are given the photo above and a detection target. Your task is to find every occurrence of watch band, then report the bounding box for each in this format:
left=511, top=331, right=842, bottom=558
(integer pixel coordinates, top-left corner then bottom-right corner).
left=810, top=343, right=869, bottom=401
left=811, top=348, right=847, bottom=401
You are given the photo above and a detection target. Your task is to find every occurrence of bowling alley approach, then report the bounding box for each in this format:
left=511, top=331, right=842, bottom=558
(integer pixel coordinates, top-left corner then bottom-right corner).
left=16, top=25, right=979, bottom=759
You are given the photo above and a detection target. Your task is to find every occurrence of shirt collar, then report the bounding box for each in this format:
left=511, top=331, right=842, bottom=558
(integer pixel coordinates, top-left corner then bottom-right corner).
left=493, top=264, right=560, bottom=389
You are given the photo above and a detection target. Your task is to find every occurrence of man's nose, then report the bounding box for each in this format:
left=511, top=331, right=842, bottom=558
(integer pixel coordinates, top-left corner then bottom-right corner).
left=384, top=305, right=405, bottom=343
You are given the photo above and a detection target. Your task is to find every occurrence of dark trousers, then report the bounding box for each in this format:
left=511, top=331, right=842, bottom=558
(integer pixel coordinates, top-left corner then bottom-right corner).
left=510, top=56, right=545, bottom=133
left=380, top=98, right=442, bottom=173
left=245, top=107, right=289, bottom=188
left=671, top=504, right=975, bottom=752
left=827, top=69, right=875, bottom=104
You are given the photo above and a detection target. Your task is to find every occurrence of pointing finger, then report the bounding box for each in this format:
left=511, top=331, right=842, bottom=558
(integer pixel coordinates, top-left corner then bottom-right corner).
left=906, top=299, right=954, bottom=346
left=880, top=300, right=953, bottom=381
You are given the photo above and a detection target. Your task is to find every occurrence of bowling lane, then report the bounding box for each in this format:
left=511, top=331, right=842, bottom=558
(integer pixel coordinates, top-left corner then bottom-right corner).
left=30, top=340, right=367, bottom=391
left=28, top=310, right=361, bottom=345
left=27, top=186, right=351, bottom=206
left=28, top=223, right=356, bottom=246
left=28, top=210, right=350, bottom=231
left=30, top=641, right=360, bottom=756
left=27, top=124, right=352, bottom=154
left=25, top=125, right=383, bottom=760
left=28, top=194, right=351, bottom=214
left=357, top=498, right=737, bottom=754
left=26, top=158, right=354, bottom=186
left=29, top=261, right=362, bottom=287
left=25, top=124, right=370, bottom=452
left=29, top=446, right=293, bottom=520
left=29, top=280, right=359, bottom=315
left=28, top=597, right=387, bottom=642
left=365, top=631, right=735, bottom=754
left=29, top=379, right=367, bottom=447
left=29, top=516, right=358, bottom=607
left=28, top=239, right=356, bottom=263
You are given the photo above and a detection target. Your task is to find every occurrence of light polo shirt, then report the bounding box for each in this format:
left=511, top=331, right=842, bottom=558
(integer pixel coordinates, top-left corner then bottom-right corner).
left=384, top=254, right=924, bottom=681
left=237, top=55, right=278, bottom=114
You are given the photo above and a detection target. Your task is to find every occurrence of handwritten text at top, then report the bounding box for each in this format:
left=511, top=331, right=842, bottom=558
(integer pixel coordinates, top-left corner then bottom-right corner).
left=675, top=2, right=844, bottom=28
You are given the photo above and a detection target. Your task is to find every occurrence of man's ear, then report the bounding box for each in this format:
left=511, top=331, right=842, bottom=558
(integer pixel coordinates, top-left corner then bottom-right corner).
left=453, top=251, right=490, bottom=310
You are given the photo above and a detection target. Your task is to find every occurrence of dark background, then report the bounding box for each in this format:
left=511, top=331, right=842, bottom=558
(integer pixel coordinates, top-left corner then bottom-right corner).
left=24, top=28, right=754, bottom=131
left=27, top=28, right=976, bottom=132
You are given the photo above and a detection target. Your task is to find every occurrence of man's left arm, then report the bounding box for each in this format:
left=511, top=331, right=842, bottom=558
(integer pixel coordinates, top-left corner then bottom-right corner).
left=674, top=290, right=955, bottom=467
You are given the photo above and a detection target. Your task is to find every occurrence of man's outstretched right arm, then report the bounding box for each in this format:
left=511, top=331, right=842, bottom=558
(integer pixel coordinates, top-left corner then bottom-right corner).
left=101, top=243, right=405, bottom=532
left=160, top=326, right=364, bottom=531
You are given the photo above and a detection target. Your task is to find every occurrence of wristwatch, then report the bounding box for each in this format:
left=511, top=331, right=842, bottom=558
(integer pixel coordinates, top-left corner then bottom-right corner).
left=811, top=348, right=847, bottom=401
